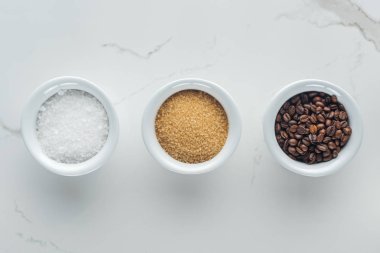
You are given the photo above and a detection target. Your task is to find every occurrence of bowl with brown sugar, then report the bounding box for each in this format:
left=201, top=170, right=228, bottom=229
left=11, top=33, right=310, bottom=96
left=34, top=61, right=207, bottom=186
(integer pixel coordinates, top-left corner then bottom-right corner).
left=142, top=78, right=241, bottom=174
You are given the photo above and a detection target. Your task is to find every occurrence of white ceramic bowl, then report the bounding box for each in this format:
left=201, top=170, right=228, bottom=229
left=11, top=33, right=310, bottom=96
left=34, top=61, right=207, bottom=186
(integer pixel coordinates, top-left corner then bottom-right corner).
left=263, top=79, right=363, bottom=177
left=142, top=78, right=241, bottom=174
left=21, top=76, right=119, bottom=176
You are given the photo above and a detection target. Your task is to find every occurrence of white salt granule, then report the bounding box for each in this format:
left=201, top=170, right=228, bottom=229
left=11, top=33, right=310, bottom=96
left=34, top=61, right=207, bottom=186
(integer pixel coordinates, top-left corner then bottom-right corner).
left=36, top=89, right=109, bottom=164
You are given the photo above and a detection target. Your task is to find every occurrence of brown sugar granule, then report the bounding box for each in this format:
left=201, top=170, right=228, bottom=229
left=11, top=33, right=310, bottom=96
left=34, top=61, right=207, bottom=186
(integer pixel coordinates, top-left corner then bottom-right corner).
left=155, top=90, right=229, bottom=163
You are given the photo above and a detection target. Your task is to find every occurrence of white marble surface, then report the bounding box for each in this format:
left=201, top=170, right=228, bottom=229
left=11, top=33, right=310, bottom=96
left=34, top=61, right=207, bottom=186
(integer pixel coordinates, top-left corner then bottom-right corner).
left=1, top=0, right=380, bottom=252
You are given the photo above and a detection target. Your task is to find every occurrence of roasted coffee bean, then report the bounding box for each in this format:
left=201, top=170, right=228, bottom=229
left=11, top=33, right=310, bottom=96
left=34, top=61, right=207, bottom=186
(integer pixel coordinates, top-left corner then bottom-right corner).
left=299, top=115, right=309, bottom=123
left=301, top=94, right=309, bottom=103
left=323, top=149, right=331, bottom=158
left=317, top=123, right=325, bottom=130
left=317, top=114, right=325, bottom=123
left=313, top=96, right=322, bottom=103
left=281, top=121, right=289, bottom=129
left=280, top=131, right=288, bottom=139
left=334, top=129, right=343, bottom=139
left=315, top=101, right=324, bottom=107
left=317, top=144, right=328, bottom=152
left=288, top=147, right=298, bottom=156
left=334, top=110, right=340, bottom=119
left=323, top=136, right=332, bottom=144
left=316, top=133, right=325, bottom=143
left=289, top=125, right=298, bottom=133
left=275, top=91, right=351, bottom=165
left=302, top=138, right=311, bottom=146
left=328, top=142, right=337, bottom=150
left=339, top=111, right=347, bottom=120
left=308, top=92, right=318, bottom=98
left=327, top=111, right=335, bottom=119
left=323, top=155, right=333, bottom=162
left=326, top=125, right=336, bottom=136
left=275, top=123, right=281, bottom=133
left=291, top=95, right=300, bottom=104
left=341, top=135, right=349, bottom=146
left=300, top=144, right=308, bottom=152
left=316, top=154, right=323, bottom=162
left=283, top=139, right=289, bottom=150
left=276, top=114, right=282, bottom=122
left=296, top=146, right=306, bottom=155
left=288, top=105, right=296, bottom=116
left=309, top=134, right=317, bottom=143
left=343, top=127, right=352, bottom=135
left=289, top=139, right=298, bottom=146
left=283, top=113, right=291, bottom=122
left=309, top=125, right=318, bottom=134
left=296, top=105, right=304, bottom=114
left=308, top=153, right=316, bottom=164
left=323, top=106, right=331, bottom=112
left=309, top=114, right=317, bottom=124
left=297, top=126, right=308, bottom=135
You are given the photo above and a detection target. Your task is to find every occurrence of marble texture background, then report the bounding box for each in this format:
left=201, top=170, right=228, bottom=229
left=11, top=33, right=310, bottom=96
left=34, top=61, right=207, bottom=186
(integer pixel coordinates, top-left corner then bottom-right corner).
left=1, top=0, right=380, bottom=252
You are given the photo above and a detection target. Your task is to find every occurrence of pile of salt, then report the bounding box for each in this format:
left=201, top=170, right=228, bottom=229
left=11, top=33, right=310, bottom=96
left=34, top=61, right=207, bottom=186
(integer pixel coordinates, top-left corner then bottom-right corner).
left=36, top=89, right=109, bottom=164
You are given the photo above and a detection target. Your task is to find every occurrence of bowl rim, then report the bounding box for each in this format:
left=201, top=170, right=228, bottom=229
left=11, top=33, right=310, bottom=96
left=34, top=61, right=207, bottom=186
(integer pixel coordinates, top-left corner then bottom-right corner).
left=21, top=76, right=119, bottom=176
left=141, top=78, right=242, bottom=174
left=263, top=79, right=363, bottom=177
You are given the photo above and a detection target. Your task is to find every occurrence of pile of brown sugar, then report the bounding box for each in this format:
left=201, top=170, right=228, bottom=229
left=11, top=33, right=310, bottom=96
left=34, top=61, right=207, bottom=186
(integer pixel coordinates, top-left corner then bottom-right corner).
left=155, top=90, right=229, bottom=163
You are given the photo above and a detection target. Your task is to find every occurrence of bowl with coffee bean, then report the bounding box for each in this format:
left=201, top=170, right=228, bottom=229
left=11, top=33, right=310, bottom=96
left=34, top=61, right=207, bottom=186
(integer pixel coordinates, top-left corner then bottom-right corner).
left=263, top=79, right=362, bottom=177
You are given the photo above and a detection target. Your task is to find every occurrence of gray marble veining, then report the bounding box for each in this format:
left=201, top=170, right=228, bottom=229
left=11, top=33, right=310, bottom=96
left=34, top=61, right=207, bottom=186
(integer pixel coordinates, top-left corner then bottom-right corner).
left=102, top=37, right=172, bottom=59
left=278, top=0, right=380, bottom=52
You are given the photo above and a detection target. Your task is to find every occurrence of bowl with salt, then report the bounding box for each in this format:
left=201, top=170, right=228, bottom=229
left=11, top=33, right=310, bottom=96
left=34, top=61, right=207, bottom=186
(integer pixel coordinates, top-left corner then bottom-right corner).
left=21, top=76, right=119, bottom=176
